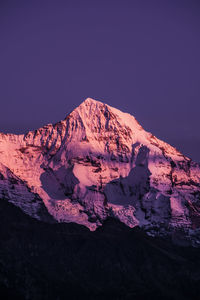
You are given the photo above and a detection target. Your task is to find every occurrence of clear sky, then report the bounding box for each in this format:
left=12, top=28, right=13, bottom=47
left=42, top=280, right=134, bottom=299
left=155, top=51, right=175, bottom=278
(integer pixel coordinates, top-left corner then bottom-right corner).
left=0, top=0, right=200, bottom=162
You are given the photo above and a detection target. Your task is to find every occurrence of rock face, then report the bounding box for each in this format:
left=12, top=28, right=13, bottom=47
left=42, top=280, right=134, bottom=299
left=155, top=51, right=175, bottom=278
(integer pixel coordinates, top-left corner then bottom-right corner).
left=0, top=98, right=200, bottom=243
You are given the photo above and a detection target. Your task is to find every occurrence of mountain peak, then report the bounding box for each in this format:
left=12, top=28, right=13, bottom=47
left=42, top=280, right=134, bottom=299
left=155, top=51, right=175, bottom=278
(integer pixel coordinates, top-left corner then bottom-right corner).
left=76, top=97, right=107, bottom=111
left=65, top=97, right=145, bottom=150
left=70, top=97, right=142, bottom=135
left=75, top=97, right=111, bottom=114
left=81, top=97, right=103, bottom=105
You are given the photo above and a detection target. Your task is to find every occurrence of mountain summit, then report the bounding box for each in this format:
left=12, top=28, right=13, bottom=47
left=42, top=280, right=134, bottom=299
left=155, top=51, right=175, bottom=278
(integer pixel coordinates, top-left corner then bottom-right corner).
left=0, top=98, right=200, bottom=244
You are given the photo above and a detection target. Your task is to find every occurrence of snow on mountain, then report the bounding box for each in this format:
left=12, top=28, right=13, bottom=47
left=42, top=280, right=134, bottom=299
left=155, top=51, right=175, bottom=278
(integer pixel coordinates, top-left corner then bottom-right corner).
left=0, top=98, right=200, bottom=243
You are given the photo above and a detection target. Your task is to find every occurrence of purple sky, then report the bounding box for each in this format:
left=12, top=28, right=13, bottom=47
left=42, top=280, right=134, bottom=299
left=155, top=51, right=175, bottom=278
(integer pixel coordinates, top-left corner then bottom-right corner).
left=0, top=0, right=200, bottom=162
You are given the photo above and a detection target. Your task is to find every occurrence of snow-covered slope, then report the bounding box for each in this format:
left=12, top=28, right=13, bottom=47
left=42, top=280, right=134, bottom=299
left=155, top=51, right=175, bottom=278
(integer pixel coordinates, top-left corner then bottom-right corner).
left=0, top=98, right=200, bottom=243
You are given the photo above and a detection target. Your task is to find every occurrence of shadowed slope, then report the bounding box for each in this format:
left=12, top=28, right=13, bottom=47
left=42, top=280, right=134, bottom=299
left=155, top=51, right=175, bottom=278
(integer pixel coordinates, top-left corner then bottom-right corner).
left=1, top=199, right=200, bottom=299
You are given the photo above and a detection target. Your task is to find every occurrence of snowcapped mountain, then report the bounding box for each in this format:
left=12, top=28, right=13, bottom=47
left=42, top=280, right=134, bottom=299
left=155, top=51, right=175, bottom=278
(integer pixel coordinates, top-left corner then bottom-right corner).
left=0, top=98, right=200, bottom=244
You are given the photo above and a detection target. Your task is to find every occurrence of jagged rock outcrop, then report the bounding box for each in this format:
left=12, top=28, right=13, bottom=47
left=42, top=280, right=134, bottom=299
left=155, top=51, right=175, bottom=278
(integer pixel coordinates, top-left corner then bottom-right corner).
left=0, top=98, right=200, bottom=244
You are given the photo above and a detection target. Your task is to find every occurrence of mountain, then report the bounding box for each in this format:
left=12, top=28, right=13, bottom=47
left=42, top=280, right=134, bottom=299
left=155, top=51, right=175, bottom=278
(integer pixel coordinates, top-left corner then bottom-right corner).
left=0, top=98, right=200, bottom=245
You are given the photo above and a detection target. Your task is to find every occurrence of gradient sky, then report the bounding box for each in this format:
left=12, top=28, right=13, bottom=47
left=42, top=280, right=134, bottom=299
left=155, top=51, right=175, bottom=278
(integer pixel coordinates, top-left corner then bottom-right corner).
left=0, top=0, right=200, bottom=161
